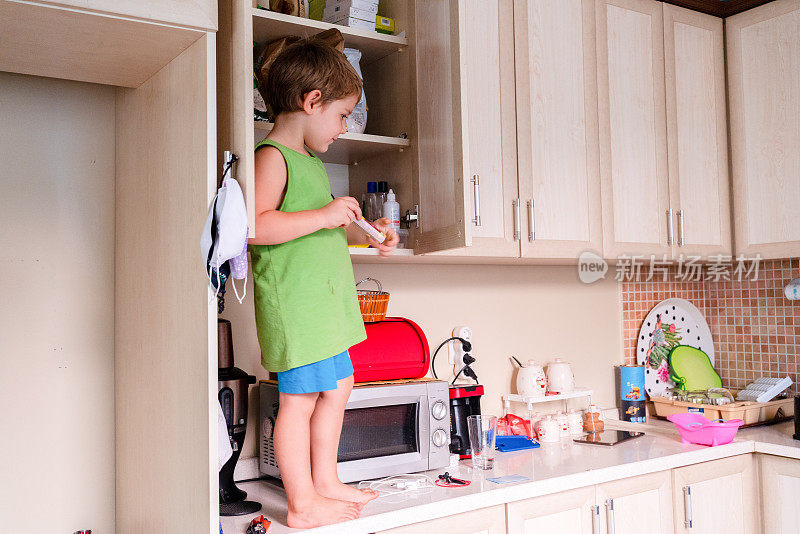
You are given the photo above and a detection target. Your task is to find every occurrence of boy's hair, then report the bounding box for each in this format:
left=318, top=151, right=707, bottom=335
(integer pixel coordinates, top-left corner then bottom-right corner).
left=266, top=39, right=362, bottom=116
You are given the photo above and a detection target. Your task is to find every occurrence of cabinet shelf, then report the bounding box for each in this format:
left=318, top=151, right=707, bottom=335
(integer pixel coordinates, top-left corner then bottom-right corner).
left=252, top=8, right=407, bottom=65
left=349, top=247, right=414, bottom=257
left=254, top=121, right=409, bottom=165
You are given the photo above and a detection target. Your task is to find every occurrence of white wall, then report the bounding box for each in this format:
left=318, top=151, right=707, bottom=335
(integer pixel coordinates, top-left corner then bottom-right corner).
left=222, top=260, right=623, bottom=462
left=0, top=72, right=116, bottom=533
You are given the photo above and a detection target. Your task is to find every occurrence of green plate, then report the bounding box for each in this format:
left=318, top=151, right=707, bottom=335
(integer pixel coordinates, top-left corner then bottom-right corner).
left=668, top=345, right=722, bottom=391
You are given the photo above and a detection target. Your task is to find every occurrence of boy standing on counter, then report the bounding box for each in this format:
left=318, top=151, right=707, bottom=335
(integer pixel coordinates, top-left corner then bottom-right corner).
left=248, top=37, right=398, bottom=529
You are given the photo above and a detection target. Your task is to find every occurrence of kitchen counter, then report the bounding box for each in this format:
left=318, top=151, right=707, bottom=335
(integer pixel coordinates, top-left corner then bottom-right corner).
left=221, top=420, right=800, bottom=534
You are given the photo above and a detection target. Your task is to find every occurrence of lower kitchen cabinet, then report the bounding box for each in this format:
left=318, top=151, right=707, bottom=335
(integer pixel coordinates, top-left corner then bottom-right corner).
left=595, top=470, right=673, bottom=534
left=759, top=454, right=800, bottom=534
left=378, top=504, right=506, bottom=534
left=672, top=455, right=759, bottom=534
left=507, top=486, right=597, bottom=534
left=507, top=471, right=672, bottom=534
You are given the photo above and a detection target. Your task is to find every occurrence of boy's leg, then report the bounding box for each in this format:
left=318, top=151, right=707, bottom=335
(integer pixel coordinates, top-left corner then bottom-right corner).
left=309, top=374, right=378, bottom=504
left=274, top=391, right=362, bottom=528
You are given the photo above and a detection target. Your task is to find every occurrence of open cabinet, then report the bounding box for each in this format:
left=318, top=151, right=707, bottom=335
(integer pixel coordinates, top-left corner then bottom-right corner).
left=2, top=2, right=219, bottom=532
left=218, top=0, right=488, bottom=259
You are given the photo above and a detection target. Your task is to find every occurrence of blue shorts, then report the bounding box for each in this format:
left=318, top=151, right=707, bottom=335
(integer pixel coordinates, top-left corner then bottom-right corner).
left=277, top=350, right=354, bottom=394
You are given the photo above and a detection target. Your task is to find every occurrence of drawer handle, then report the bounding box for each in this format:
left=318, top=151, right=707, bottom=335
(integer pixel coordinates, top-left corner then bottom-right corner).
left=513, top=199, right=521, bottom=241
left=678, top=209, right=685, bottom=246
left=667, top=208, right=675, bottom=245
left=591, top=505, right=601, bottom=534
left=606, top=499, right=615, bottom=534
left=527, top=199, right=535, bottom=242
left=683, top=485, right=693, bottom=528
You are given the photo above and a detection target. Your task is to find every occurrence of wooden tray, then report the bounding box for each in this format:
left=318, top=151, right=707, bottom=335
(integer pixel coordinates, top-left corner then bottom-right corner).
left=650, top=395, right=794, bottom=427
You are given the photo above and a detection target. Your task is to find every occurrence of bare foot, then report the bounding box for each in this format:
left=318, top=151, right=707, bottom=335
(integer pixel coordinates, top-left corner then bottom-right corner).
left=315, top=480, right=379, bottom=505
left=286, top=494, right=362, bottom=529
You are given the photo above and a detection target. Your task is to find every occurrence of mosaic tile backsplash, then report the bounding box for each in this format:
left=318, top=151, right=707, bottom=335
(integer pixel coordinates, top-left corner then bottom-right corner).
left=622, top=258, right=800, bottom=394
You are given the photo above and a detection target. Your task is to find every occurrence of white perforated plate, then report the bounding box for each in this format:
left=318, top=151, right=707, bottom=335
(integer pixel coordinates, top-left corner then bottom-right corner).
left=635, top=298, right=715, bottom=398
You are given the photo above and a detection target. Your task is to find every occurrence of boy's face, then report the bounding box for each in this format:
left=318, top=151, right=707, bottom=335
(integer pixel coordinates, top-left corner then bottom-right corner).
left=306, top=93, right=359, bottom=153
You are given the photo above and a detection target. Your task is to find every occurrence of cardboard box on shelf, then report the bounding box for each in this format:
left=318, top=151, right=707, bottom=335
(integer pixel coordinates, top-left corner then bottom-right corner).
left=324, top=0, right=378, bottom=14
left=325, top=16, right=375, bottom=32
left=323, top=5, right=376, bottom=22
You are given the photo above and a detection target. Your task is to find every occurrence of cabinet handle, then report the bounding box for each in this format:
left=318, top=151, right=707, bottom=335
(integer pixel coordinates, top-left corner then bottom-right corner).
left=683, top=485, right=693, bottom=529
left=470, top=175, right=482, bottom=227
left=513, top=199, right=521, bottom=241
left=678, top=209, right=685, bottom=246
left=606, top=499, right=615, bottom=534
left=591, top=505, right=601, bottom=534
left=667, top=209, right=675, bottom=245
left=527, top=199, right=535, bottom=242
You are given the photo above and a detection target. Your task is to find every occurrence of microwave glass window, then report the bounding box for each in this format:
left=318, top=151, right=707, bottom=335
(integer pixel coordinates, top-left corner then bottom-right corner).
left=338, top=403, right=418, bottom=462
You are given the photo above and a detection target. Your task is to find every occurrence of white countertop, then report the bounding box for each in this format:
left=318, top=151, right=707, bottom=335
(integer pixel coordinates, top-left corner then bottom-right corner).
left=221, top=420, right=800, bottom=534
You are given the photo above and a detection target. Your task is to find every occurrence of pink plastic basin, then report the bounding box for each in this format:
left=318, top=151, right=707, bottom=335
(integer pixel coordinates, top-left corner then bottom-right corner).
left=667, top=412, right=744, bottom=446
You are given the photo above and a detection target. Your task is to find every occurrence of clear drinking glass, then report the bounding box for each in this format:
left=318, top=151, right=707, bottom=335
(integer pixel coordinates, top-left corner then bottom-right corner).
left=467, top=414, right=497, bottom=469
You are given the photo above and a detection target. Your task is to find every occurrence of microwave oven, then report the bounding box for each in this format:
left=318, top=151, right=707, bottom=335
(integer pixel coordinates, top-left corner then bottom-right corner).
left=259, top=380, right=451, bottom=483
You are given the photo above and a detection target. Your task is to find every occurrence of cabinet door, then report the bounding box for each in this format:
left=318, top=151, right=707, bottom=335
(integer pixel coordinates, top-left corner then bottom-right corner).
left=671, top=455, right=759, bottom=534
left=596, top=0, right=672, bottom=259
left=413, top=0, right=472, bottom=254
left=423, top=0, right=520, bottom=258
left=378, top=504, right=505, bottom=534
left=759, top=454, right=800, bottom=534
left=663, top=5, right=731, bottom=260
left=507, top=486, right=597, bottom=534
left=515, top=0, right=603, bottom=260
left=727, top=0, right=800, bottom=259
left=596, top=470, right=673, bottom=534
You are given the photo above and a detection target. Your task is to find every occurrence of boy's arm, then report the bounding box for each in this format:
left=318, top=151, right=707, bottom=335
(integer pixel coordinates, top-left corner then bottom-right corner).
left=248, top=146, right=361, bottom=245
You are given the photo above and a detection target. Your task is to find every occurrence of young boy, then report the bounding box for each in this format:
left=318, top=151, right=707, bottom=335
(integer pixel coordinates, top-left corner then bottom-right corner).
left=248, top=38, right=398, bottom=529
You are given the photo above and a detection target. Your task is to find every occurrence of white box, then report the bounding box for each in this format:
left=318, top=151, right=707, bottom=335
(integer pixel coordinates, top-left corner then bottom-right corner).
left=325, top=16, right=375, bottom=32
left=323, top=5, right=376, bottom=22
left=324, top=0, right=378, bottom=15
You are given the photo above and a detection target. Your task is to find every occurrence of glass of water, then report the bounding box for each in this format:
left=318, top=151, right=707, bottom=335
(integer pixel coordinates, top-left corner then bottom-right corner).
left=467, top=414, right=497, bottom=469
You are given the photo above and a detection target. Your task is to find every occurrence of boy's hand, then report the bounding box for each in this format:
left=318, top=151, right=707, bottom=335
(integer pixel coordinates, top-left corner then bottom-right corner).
left=370, top=218, right=399, bottom=257
left=320, top=196, right=362, bottom=229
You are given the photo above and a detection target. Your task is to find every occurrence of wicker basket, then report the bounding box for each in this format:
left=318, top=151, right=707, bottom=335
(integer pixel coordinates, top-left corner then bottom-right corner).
left=356, top=278, right=389, bottom=323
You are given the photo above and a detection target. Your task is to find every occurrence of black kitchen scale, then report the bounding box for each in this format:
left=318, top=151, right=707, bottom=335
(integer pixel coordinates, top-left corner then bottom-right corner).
left=573, top=430, right=644, bottom=446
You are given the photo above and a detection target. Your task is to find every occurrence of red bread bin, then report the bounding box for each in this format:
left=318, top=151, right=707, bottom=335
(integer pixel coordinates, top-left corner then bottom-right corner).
left=348, top=317, right=430, bottom=383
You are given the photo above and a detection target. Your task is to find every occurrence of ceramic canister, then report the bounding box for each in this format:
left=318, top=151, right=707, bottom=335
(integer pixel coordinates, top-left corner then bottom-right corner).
left=567, top=410, right=583, bottom=435
left=516, top=360, right=547, bottom=397
left=556, top=412, right=570, bottom=437
left=537, top=415, right=560, bottom=443
left=545, top=358, right=574, bottom=394
left=620, top=365, right=645, bottom=402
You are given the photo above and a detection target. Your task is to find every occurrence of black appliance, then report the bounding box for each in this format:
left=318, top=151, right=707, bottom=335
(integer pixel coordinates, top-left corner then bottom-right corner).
left=218, top=319, right=260, bottom=516
left=794, top=396, right=800, bottom=441
left=449, top=384, right=484, bottom=458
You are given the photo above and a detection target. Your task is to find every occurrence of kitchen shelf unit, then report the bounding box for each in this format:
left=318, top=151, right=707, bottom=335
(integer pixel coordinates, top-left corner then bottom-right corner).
left=253, top=120, right=409, bottom=165
left=252, top=7, right=408, bottom=65
left=219, top=1, right=418, bottom=257
left=503, top=388, right=595, bottom=415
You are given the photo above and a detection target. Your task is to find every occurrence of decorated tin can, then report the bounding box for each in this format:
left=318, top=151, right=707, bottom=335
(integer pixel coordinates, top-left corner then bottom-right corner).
left=620, top=365, right=645, bottom=402
left=621, top=400, right=646, bottom=423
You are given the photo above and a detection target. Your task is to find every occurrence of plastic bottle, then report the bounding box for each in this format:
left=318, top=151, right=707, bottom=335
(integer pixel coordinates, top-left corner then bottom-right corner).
left=377, top=181, right=389, bottom=207
left=365, top=181, right=379, bottom=221
left=382, top=189, right=400, bottom=234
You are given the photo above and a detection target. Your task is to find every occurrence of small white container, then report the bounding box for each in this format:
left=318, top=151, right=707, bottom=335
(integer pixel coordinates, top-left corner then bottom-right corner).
left=557, top=412, right=570, bottom=437
left=567, top=409, right=583, bottom=436
left=516, top=360, right=547, bottom=397
left=382, top=189, right=400, bottom=234
left=537, top=415, right=560, bottom=443
left=545, top=358, right=575, bottom=394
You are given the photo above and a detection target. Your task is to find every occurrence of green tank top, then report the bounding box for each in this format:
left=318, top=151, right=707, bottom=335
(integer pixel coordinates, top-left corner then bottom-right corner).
left=249, top=139, right=366, bottom=372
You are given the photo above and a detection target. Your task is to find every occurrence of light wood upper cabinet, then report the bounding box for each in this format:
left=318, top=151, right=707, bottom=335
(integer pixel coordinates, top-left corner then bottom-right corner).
left=41, top=0, right=218, bottom=30
left=415, top=0, right=518, bottom=256
left=378, top=504, right=506, bottom=534
left=595, top=470, right=674, bottom=534
left=596, top=0, right=671, bottom=259
left=672, top=455, right=759, bottom=534
left=759, top=454, right=800, bottom=534
left=515, top=0, right=603, bottom=260
left=507, top=485, right=597, bottom=534
left=663, top=4, right=731, bottom=259
left=727, top=0, right=800, bottom=259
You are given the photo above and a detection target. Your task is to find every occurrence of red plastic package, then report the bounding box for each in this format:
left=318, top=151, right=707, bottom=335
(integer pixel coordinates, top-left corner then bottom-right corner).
left=497, top=414, right=533, bottom=438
